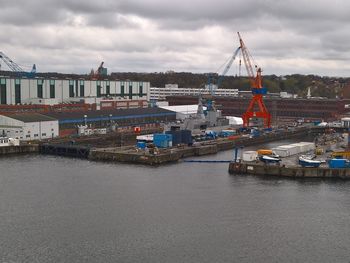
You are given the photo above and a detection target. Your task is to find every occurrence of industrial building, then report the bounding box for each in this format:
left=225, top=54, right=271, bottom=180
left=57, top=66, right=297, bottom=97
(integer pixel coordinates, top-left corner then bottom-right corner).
left=44, top=107, right=177, bottom=137
left=0, top=76, right=150, bottom=105
left=150, top=84, right=239, bottom=101
left=167, top=95, right=350, bottom=122
left=0, top=113, right=59, bottom=140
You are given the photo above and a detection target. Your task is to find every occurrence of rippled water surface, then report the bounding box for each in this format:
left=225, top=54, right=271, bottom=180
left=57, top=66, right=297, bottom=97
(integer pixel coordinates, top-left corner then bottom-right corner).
left=1, top=141, right=350, bottom=262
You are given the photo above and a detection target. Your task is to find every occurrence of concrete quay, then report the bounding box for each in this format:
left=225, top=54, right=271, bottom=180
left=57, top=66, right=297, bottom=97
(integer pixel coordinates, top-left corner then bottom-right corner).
left=228, top=162, right=350, bottom=179
left=0, top=144, right=39, bottom=156
left=88, top=126, right=316, bottom=165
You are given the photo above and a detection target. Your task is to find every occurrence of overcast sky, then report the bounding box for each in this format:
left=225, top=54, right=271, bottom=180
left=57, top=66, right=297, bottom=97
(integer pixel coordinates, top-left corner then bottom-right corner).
left=1, top=0, right=350, bottom=77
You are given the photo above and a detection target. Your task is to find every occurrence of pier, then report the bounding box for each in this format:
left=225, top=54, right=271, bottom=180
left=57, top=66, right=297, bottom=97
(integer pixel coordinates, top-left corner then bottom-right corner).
left=228, top=162, right=350, bottom=179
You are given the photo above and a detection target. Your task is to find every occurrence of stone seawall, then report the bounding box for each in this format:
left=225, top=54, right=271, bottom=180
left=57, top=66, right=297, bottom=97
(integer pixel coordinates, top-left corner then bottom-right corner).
left=0, top=144, right=39, bottom=156
left=228, top=162, right=350, bottom=179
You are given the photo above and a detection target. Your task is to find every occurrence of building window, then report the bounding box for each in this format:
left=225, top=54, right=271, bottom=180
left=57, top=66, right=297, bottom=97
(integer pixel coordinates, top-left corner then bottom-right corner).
left=129, top=84, right=133, bottom=99
left=37, top=79, right=43, bottom=98
left=15, top=79, right=21, bottom=104
left=121, top=82, right=125, bottom=97
left=97, top=81, right=101, bottom=97
left=49, top=79, right=55, bottom=98
left=69, top=80, right=74, bottom=97
left=42, top=133, right=46, bottom=136
left=80, top=80, right=84, bottom=97
left=26, top=135, right=30, bottom=138
left=0, top=78, right=6, bottom=105
left=139, top=82, right=143, bottom=98
left=106, top=81, right=110, bottom=95
left=34, top=134, right=38, bottom=137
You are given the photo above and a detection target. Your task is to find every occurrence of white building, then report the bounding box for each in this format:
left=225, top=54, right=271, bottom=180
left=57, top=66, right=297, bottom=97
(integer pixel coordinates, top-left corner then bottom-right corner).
left=0, top=76, right=150, bottom=105
left=0, top=113, right=59, bottom=140
left=150, top=84, right=239, bottom=100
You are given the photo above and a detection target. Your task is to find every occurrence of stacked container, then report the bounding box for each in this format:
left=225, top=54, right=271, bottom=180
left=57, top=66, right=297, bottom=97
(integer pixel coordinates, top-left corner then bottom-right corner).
left=272, top=142, right=315, bottom=157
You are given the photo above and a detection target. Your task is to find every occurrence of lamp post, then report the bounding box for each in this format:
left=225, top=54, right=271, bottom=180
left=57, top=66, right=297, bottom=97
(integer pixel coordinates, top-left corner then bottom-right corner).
left=84, top=115, right=87, bottom=127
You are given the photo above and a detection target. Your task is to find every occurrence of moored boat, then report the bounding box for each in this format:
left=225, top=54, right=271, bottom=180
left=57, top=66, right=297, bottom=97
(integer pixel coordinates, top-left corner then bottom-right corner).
left=259, top=155, right=281, bottom=163
left=298, top=156, right=321, bottom=168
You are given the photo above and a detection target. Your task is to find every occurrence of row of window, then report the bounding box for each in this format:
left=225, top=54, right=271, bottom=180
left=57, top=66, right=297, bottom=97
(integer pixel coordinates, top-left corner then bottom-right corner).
left=0, top=79, right=146, bottom=103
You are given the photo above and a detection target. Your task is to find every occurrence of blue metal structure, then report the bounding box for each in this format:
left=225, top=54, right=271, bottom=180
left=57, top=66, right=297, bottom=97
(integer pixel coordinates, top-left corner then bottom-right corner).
left=207, top=46, right=241, bottom=96
left=0, top=51, right=36, bottom=78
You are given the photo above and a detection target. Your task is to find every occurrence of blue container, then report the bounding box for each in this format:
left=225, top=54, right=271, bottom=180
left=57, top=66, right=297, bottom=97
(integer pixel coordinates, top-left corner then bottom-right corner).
left=153, top=133, right=172, bottom=148
left=136, top=141, right=146, bottom=149
left=166, top=130, right=182, bottom=145
left=329, top=159, right=348, bottom=168
left=181, top=130, right=193, bottom=145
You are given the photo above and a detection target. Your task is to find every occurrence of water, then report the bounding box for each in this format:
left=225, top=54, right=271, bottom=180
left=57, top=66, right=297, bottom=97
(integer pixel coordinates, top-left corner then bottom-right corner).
left=1, top=141, right=350, bottom=262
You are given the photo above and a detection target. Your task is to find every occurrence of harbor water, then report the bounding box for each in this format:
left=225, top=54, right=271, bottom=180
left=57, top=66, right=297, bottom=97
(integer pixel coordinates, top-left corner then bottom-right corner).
left=1, top=140, right=350, bottom=262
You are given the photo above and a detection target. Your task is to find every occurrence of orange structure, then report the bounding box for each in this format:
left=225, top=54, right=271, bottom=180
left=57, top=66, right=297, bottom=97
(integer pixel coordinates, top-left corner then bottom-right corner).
left=238, top=32, right=271, bottom=128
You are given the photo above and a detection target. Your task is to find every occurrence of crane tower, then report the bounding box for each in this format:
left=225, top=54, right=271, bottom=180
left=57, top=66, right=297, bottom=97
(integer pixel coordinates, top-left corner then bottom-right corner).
left=238, top=32, right=271, bottom=128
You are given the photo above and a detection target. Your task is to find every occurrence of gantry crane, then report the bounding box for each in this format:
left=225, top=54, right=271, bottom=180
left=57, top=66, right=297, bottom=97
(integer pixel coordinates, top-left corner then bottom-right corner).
left=237, top=32, right=271, bottom=128
left=0, top=51, right=36, bottom=78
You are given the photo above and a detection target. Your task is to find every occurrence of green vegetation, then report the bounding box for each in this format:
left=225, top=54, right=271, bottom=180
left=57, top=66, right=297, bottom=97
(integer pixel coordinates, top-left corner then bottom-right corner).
left=111, top=72, right=349, bottom=99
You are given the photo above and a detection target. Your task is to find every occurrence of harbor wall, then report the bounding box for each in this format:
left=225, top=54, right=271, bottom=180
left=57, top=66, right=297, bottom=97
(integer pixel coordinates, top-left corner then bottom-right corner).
left=228, top=162, right=350, bottom=179
left=0, top=144, right=39, bottom=156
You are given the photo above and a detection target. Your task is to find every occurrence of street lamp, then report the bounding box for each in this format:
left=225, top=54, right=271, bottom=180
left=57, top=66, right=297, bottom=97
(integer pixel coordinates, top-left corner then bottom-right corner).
left=84, top=115, right=87, bottom=126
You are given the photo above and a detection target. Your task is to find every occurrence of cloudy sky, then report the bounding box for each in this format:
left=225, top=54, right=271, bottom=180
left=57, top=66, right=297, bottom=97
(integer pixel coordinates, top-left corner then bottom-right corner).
left=1, top=0, right=350, bottom=77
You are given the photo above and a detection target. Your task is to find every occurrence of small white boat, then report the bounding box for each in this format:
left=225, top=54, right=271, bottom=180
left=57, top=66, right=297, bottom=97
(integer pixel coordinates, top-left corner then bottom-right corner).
left=259, top=155, right=281, bottom=163
left=298, top=156, right=321, bottom=168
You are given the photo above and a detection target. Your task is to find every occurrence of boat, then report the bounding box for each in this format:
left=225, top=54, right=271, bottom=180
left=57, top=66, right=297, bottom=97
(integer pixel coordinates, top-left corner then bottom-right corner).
left=298, top=156, right=321, bottom=168
left=300, top=154, right=316, bottom=160
left=259, top=155, right=281, bottom=163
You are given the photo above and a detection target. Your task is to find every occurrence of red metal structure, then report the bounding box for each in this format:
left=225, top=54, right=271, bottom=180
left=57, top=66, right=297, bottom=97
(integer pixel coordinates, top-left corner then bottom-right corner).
left=238, top=32, right=271, bottom=128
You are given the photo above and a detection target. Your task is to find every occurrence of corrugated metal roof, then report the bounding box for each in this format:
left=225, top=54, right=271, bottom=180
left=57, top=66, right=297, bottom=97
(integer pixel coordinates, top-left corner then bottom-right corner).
left=2, top=113, right=57, bottom=123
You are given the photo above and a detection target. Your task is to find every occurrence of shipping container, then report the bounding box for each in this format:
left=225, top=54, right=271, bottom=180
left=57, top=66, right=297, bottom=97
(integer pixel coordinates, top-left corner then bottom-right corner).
left=153, top=133, right=172, bottom=148
left=165, top=130, right=182, bottom=145
left=180, top=129, right=193, bottom=145
left=136, top=141, right=146, bottom=149
left=271, top=147, right=290, bottom=157
left=328, top=159, right=349, bottom=168
left=242, top=151, right=258, bottom=162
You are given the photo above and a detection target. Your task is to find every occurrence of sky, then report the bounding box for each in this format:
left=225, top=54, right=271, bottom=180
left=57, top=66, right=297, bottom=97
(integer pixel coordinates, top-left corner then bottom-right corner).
left=0, top=0, right=350, bottom=77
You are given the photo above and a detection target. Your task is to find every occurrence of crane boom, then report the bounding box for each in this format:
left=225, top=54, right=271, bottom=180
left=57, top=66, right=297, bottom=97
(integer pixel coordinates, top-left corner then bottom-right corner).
left=217, top=46, right=240, bottom=87
left=237, top=32, right=271, bottom=128
left=0, top=51, right=24, bottom=72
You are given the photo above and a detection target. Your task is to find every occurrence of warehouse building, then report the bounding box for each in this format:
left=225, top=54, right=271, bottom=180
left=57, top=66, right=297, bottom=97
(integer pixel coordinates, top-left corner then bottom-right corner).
left=44, top=107, right=177, bottom=137
left=150, top=84, right=239, bottom=100
left=0, top=113, right=59, bottom=140
left=0, top=76, right=150, bottom=105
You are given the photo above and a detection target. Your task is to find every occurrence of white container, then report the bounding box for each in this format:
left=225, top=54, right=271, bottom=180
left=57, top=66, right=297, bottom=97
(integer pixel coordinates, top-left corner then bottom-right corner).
left=272, top=147, right=290, bottom=157
left=242, top=151, right=258, bottom=162
left=278, top=145, right=299, bottom=156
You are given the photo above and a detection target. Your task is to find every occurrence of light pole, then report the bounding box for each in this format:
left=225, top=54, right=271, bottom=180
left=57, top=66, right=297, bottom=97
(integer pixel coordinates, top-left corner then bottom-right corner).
left=84, top=115, right=87, bottom=126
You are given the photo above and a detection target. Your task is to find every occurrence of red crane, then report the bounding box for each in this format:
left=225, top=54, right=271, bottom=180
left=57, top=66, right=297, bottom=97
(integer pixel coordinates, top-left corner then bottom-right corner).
left=238, top=32, right=271, bottom=128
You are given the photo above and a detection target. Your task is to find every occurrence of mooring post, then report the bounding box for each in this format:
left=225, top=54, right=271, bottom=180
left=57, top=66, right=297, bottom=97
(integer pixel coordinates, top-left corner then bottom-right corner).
left=234, top=147, right=238, bottom=162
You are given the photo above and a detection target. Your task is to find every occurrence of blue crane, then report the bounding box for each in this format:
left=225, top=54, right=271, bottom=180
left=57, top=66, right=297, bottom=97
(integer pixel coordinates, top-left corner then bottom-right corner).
left=0, top=51, right=36, bottom=78
left=207, top=46, right=240, bottom=96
